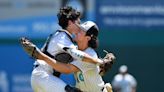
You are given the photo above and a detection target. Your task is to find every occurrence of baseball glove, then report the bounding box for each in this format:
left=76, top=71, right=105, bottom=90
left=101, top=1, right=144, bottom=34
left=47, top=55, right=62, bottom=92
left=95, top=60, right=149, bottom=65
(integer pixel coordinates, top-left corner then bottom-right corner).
left=20, top=37, right=41, bottom=59
left=99, top=50, right=116, bottom=76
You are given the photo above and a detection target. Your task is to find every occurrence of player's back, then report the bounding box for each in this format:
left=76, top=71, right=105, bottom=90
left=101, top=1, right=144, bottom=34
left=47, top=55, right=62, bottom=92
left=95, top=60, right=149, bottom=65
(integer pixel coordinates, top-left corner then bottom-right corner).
left=34, top=29, right=76, bottom=74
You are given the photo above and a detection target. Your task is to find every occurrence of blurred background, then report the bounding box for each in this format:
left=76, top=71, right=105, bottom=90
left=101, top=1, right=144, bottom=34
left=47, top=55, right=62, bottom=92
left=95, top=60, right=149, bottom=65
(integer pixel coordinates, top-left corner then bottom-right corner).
left=0, top=0, right=164, bottom=92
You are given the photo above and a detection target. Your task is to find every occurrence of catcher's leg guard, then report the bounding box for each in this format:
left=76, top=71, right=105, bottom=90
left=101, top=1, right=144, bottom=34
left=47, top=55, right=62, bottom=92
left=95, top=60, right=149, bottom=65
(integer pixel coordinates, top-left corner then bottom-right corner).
left=103, top=83, right=113, bottom=92
left=65, top=85, right=82, bottom=92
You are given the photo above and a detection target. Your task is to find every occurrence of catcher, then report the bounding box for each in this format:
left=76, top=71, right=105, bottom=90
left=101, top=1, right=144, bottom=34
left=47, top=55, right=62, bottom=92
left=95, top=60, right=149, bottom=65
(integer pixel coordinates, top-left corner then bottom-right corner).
left=20, top=21, right=116, bottom=92
left=26, top=6, right=83, bottom=92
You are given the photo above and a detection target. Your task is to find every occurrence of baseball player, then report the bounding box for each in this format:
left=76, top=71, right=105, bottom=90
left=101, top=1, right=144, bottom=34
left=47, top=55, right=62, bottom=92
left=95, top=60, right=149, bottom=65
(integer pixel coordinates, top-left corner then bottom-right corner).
left=21, top=21, right=115, bottom=92
left=28, top=6, right=82, bottom=92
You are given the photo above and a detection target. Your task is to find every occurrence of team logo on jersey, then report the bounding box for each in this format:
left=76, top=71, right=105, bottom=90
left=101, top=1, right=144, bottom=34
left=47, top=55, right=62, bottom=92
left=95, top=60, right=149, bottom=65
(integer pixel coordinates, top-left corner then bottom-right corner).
left=77, top=72, right=84, bottom=82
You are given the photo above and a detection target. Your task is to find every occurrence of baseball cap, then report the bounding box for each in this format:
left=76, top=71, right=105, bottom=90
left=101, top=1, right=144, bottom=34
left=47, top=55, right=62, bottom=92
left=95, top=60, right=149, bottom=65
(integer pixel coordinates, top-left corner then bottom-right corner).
left=80, top=21, right=99, bottom=37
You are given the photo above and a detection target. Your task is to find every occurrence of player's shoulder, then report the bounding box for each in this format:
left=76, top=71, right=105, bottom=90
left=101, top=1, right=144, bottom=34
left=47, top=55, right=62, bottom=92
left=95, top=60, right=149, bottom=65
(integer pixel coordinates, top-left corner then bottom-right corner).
left=54, top=30, right=68, bottom=38
left=51, top=30, right=72, bottom=42
left=85, top=47, right=98, bottom=58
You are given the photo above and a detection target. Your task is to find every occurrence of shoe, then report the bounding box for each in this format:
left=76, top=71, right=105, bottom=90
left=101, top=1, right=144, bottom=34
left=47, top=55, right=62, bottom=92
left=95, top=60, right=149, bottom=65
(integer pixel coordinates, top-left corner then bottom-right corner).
left=20, top=37, right=41, bottom=59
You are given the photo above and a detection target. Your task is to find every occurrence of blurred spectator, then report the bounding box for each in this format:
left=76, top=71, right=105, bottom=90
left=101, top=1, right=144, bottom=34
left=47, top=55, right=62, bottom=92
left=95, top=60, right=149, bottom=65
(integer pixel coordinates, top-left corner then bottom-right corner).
left=112, top=65, right=137, bottom=92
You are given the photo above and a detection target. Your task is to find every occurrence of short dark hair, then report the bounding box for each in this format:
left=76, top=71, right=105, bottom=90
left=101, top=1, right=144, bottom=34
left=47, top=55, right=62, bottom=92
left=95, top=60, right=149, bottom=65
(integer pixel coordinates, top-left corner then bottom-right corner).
left=86, top=25, right=99, bottom=49
left=57, top=6, right=81, bottom=29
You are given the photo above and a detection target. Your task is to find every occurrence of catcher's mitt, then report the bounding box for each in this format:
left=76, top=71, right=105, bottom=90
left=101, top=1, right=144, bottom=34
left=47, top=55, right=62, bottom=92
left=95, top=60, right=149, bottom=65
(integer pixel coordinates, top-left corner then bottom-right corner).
left=99, top=50, right=116, bottom=76
left=20, top=37, right=41, bottom=59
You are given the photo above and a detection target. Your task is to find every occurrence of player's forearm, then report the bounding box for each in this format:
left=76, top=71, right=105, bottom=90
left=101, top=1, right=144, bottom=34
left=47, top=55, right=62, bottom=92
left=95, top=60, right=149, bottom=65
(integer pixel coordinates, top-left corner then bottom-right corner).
left=58, top=44, right=103, bottom=64
left=40, top=53, right=75, bottom=74
left=66, top=48, right=103, bottom=64
left=83, top=54, right=104, bottom=64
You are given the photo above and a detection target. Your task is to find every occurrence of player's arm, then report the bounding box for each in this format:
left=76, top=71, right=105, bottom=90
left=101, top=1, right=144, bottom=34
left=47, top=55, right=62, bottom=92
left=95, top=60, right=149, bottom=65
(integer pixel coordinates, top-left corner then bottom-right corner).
left=61, top=45, right=115, bottom=65
left=57, top=44, right=103, bottom=64
left=56, top=33, right=106, bottom=65
left=39, top=52, right=80, bottom=74
left=20, top=37, right=80, bottom=74
left=66, top=47, right=102, bottom=64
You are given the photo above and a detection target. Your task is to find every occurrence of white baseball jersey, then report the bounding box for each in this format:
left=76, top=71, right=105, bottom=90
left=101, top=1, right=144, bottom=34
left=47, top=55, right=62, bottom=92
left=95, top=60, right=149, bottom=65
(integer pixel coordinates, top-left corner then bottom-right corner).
left=71, top=47, right=105, bottom=92
left=31, top=29, right=76, bottom=92
left=35, top=29, right=76, bottom=74
left=112, top=74, right=137, bottom=92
